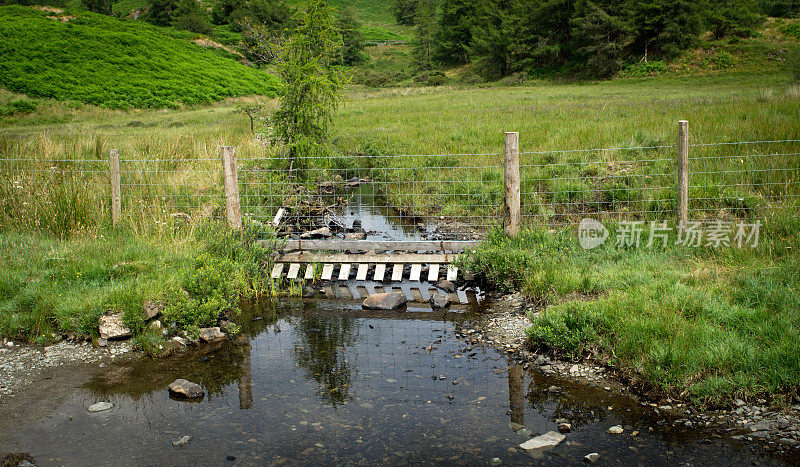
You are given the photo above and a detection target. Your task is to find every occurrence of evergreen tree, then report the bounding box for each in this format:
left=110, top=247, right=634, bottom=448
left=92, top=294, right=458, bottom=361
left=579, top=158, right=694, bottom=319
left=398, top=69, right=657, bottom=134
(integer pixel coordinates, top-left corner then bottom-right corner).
left=434, top=0, right=476, bottom=65
left=413, top=0, right=438, bottom=70
left=144, top=0, right=178, bottom=27
left=81, top=0, right=112, bottom=15
left=337, top=8, right=367, bottom=65
left=623, top=0, right=706, bottom=59
left=469, top=0, right=515, bottom=78
left=570, top=0, right=628, bottom=77
left=707, top=0, right=762, bottom=38
left=512, top=0, right=576, bottom=70
left=393, top=0, right=418, bottom=25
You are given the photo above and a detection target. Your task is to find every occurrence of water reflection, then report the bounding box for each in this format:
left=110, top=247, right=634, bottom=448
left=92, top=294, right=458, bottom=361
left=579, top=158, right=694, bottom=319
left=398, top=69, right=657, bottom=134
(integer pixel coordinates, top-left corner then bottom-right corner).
left=292, top=315, right=360, bottom=406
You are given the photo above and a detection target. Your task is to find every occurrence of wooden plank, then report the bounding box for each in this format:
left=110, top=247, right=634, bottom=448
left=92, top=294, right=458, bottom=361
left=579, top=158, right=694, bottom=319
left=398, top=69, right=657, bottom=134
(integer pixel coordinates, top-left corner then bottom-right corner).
left=356, top=263, right=369, bottom=281
left=321, top=264, right=334, bottom=281
left=337, top=263, right=351, bottom=281
left=272, top=207, right=286, bottom=227
left=287, top=263, right=300, bottom=280
left=304, top=264, right=315, bottom=280
left=677, top=120, right=689, bottom=227
left=373, top=264, right=386, bottom=281
left=277, top=252, right=457, bottom=264
left=427, top=264, right=440, bottom=282
left=391, top=264, right=403, bottom=281
left=270, top=263, right=284, bottom=279
left=273, top=240, right=479, bottom=252
left=446, top=265, right=458, bottom=281
left=409, top=264, right=422, bottom=281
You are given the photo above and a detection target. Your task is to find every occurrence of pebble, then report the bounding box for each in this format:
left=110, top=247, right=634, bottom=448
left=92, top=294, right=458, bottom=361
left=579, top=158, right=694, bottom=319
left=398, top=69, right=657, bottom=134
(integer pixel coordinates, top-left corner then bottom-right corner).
left=172, top=435, right=192, bottom=447
left=607, top=425, right=624, bottom=434
left=584, top=452, right=600, bottom=463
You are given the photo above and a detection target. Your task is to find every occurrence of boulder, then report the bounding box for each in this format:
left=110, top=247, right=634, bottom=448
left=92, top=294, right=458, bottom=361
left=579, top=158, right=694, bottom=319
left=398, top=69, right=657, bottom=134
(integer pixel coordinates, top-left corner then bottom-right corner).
left=168, top=379, right=205, bottom=399
left=558, top=423, right=572, bottom=433
left=300, top=227, right=332, bottom=239
left=345, top=232, right=366, bottom=240
left=519, top=431, right=565, bottom=451
left=435, top=280, right=456, bottom=293
left=98, top=314, right=131, bottom=340
left=429, top=294, right=450, bottom=309
left=363, top=292, right=407, bottom=310
left=199, top=327, right=225, bottom=343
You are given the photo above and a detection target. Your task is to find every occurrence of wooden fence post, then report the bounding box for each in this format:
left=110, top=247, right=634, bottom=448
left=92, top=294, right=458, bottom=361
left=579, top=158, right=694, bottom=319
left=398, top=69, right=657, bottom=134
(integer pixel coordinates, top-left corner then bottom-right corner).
left=503, top=132, right=521, bottom=236
left=109, top=149, right=121, bottom=226
left=221, top=146, right=242, bottom=230
left=677, top=121, right=689, bottom=227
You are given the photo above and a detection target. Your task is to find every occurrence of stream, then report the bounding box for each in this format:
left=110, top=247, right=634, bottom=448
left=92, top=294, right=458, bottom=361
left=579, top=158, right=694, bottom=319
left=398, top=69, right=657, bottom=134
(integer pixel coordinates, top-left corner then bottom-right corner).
left=0, top=184, right=789, bottom=465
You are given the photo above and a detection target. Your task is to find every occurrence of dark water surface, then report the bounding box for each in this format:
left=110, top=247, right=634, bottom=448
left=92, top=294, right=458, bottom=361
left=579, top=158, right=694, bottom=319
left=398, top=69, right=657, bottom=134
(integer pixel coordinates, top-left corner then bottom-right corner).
left=0, top=298, right=783, bottom=466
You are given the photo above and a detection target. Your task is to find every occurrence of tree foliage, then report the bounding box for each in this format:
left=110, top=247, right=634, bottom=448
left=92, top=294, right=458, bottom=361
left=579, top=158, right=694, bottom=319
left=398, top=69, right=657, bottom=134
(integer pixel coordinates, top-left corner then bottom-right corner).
left=392, top=0, right=418, bottom=25
left=337, top=7, right=367, bottom=65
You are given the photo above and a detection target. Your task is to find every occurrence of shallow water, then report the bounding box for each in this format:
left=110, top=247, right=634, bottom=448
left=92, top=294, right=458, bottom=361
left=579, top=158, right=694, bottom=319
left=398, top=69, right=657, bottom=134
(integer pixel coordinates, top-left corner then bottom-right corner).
left=0, top=298, right=783, bottom=466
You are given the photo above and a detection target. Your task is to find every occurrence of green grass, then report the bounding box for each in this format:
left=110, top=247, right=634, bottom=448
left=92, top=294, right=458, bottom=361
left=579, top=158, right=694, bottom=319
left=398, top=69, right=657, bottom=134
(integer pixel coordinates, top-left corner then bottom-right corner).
left=458, top=218, right=800, bottom=406
left=0, top=5, right=280, bottom=109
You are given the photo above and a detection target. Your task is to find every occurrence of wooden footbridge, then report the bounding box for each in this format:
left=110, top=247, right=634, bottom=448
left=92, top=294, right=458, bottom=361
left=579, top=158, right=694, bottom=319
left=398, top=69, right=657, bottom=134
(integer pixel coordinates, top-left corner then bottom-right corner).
left=269, top=240, right=480, bottom=283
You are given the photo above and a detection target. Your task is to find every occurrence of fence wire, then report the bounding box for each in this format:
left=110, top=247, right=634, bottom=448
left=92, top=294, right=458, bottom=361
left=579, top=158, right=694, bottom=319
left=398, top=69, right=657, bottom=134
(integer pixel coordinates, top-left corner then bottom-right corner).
left=1, top=138, right=798, bottom=238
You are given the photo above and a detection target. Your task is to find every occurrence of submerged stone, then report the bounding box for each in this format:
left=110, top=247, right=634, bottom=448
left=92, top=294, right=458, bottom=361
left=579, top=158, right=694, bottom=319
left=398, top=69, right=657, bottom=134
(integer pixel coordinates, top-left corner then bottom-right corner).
left=362, top=292, right=407, bottom=310
left=168, top=379, right=205, bottom=400
left=199, top=327, right=225, bottom=343
left=519, top=431, right=565, bottom=451
left=87, top=402, right=114, bottom=412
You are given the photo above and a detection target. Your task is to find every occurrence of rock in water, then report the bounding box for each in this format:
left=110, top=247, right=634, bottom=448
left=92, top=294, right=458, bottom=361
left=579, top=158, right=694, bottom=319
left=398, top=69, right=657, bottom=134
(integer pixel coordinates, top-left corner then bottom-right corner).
left=435, top=280, right=456, bottom=293
left=607, top=425, right=624, bottom=434
left=168, top=379, right=205, bottom=400
left=98, top=314, right=131, bottom=340
left=429, top=293, right=450, bottom=309
left=558, top=423, right=572, bottom=433
left=199, top=327, right=225, bottom=343
left=362, top=292, right=407, bottom=310
left=519, top=431, right=565, bottom=451
left=300, top=227, right=332, bottom=239
left=345, top=232, right=366, bottom=240
left=87, top=401, right=114, bottom=412
left=584, top=452, right=600, bottom=463
left=172, top=435, right=192, bottom=447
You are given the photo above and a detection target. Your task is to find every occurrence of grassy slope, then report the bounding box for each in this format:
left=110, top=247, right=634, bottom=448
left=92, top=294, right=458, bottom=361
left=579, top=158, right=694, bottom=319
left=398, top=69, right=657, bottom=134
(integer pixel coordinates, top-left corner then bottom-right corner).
left=0, top=5, right=280, bottom=108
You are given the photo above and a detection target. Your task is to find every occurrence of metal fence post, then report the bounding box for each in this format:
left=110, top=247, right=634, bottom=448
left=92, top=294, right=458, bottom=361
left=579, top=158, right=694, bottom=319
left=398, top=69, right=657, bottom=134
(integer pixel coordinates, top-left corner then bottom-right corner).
left=221, top=146, right=242, bottom=230
left=110, top=149, right=121, bottom=226
left=677, top=121, right=689, bottom=226
left=503, top=132, right=521, bottom=236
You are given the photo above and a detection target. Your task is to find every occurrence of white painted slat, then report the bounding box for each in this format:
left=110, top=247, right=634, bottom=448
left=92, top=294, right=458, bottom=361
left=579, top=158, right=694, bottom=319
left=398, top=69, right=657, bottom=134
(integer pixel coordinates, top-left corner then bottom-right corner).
left=410, top=264, right=422, bottom=282
left=287, top=263, right=301, bottom=279
left=373, top=264, right=386, bottom=281
left=321, top=264, right=334, bottom=280
left=356, top=263, right=369, bottom=281
left=428, top=264, right=440, bottom=282
left=338, top=263, right=351, bottom=281
left=456, top=289, right=468, bottom=304
left=391, top=264, right=403, bottom=281
left=304, top=264, right=315, bottom=280
left=446, top=265, right=458, bottom=281
left=271, top=263, right=284, bottom=279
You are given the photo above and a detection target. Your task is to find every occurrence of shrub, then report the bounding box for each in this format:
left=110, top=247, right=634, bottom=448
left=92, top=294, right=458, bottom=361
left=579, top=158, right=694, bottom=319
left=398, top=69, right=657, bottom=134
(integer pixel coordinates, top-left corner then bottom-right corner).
left=0, top=99, right=37, bottom=116
left=789, top=47, right=800, bottom=82
left=620, top=60, right=667, bottom=77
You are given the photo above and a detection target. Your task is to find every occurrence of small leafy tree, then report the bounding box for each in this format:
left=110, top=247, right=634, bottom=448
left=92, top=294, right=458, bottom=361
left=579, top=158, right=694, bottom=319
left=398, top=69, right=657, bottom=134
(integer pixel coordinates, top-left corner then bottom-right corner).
left=81, top=0, right=112, bottom=15
left=144, top=0, right=178, bottom=26
left=242, top=0, right=345, bottom=170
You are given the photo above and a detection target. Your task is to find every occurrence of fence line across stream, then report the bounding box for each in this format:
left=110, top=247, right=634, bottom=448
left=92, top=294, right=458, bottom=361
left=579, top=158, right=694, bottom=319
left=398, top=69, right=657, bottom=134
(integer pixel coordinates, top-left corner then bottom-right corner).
left=1, top=122, right=799, bottom=239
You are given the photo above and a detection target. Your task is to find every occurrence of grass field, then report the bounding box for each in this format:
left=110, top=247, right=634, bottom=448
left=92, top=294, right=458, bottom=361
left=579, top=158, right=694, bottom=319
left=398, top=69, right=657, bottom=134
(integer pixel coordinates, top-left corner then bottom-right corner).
left=0, top=6, right=280, bottom=109
left=1, top=70, right=799, bottom=404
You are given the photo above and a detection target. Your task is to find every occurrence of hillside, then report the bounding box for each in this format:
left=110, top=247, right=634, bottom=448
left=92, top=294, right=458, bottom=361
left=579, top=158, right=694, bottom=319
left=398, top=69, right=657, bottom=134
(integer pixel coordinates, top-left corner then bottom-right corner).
left=0, top=5, right=280, bottom=108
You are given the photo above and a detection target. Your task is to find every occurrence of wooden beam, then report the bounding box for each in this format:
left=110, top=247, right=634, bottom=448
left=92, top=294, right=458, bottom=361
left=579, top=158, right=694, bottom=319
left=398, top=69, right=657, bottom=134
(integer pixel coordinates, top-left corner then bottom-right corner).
left=269, top=239, right=479, bottom=252
left=276, top=252, right=458, bottom=264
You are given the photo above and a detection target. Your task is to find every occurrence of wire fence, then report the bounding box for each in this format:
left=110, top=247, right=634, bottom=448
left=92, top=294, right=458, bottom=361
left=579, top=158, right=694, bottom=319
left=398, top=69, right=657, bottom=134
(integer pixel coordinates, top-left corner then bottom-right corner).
left=1, top=133, right=798, bottom=239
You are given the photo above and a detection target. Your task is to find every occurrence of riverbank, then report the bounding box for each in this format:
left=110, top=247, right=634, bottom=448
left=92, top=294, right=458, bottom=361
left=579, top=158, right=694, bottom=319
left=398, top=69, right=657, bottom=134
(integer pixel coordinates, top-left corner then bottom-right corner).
left=458, top=292, right=800, bottom=459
